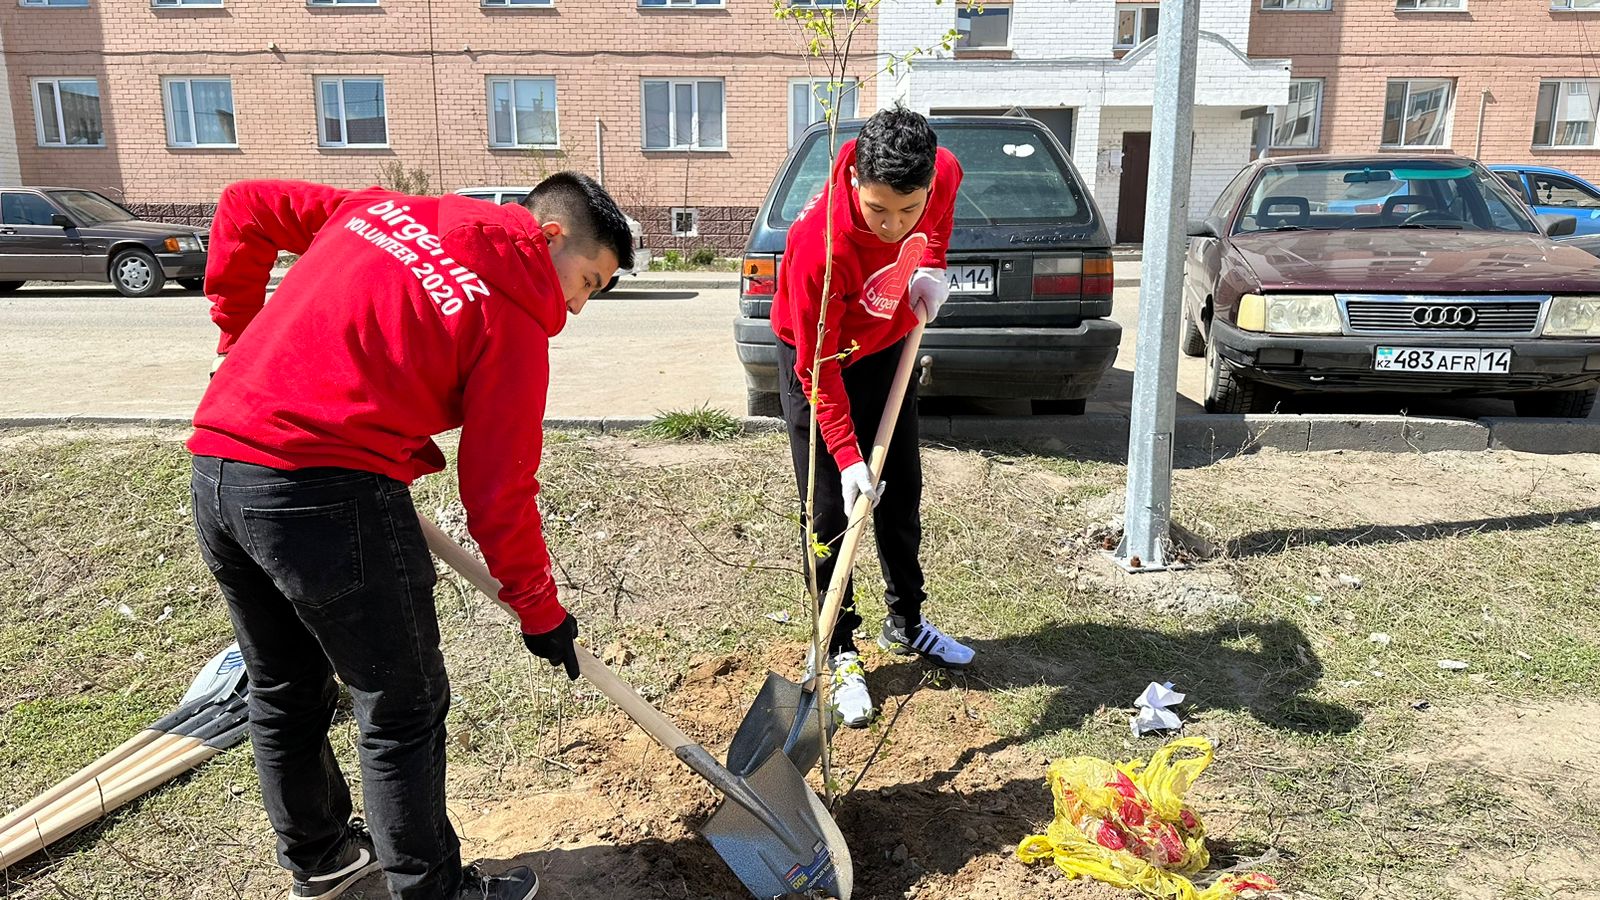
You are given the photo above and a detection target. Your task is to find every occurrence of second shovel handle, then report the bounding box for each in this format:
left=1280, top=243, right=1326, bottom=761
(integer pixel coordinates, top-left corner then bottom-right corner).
left=415, top=515, right=695, bottom=754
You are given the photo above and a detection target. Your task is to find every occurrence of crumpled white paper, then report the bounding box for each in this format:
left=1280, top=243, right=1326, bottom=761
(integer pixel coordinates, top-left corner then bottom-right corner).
left=1131, top=681, right=1186, bottom=736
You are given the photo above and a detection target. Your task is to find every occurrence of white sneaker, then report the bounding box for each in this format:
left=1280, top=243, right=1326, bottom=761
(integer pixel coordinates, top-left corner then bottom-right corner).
left=828, top=652, right=874, bottom=728
left=879, top=617, right=975, bottom=669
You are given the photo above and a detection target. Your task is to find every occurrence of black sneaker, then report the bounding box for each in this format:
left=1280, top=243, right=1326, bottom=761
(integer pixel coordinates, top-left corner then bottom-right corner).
left=290, top=819, right=382, bottom=900
left=878, top=616, right=975, bottom=669
left=458, top=864, right=539, bottom=900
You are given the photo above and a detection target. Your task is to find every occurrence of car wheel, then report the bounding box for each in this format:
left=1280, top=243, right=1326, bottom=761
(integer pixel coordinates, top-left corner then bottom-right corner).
left=1513, top=388, right=1598, bottom=418
left=600, top=275, right=620, bottom=294
left=1031, top=398, right=1087, bottom=415
left=178, top=277, right=205, bottom=292
left=1204, top=337, right=1278, bottom=413
left=747, top=388, right=783, bottom=417
left=0, top=281, right=24, bottom=295
left=1180, top=306, right=1206, bottom=358
left=111, top=249, right=165, bottom=298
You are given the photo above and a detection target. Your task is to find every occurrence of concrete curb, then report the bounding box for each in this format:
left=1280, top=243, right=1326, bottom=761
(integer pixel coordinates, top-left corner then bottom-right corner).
left=2, top=413, right=1594, bottom=456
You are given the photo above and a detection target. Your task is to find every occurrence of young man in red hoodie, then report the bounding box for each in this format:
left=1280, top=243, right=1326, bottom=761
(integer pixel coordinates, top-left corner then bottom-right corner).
left=771, top=107, right=976, bottom=729
left=188, top=173, right=631, bottom=900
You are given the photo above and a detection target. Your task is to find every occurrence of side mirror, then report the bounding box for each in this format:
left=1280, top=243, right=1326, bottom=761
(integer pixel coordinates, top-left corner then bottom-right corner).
left=51, top=214, right=74, bottom=229
left=1186, top=217, right=1222, bottom=238
left=1538, top=213, right=1578, bottom=238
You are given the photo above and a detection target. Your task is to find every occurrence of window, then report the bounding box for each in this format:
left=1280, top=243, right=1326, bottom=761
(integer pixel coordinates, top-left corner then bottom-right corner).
left=316, top=77, right=387, bottom=147
left=1, top=193, right=61, bottom=226
left=1233, top=160, right=1537, bottom=235
left=33, top=78, right=103, bottom=147
left=642, top=79, right=724, bottom=150
left=163, top=78, right=236, bottom=148
left=1551, top=0, right=1600, bottom=8
left=488, top=77, right=558, bottom=149
left=788, top=79, right=857, bottom=146
left=670, top=207, right=699, bottom=237
left=19, top=0, right=89, bottom=7
left=1382, top=79, right=1454, bottom=148
left=307, top=0, right=378, bottom=6
left=1261, top=0, right=1331, bottom=8
left=639, top=0, right=723, bottom=7
left=957, top=4, right=1011, bottom=50
left=1270, top=79, right=1322, bottom=149
left=1534, top=80, right=1600, bottom=147
left=1396, top=0, right=1464, bottom=8
left=1531, top=173, right=1600, bottom=209
left=152, top=0, right=224, bottom=7
left=1114, top=4, right=1159, bottom=49
left=1495, top=171, right=1530, bottom=201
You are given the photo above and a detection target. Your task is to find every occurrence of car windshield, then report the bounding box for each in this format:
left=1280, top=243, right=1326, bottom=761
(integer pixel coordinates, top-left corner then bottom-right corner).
left=769, top=123, right=1092, bottom=228
left=1233, top=160, right=1538, bottom=235
left=48, top=190, right=134, bottom=225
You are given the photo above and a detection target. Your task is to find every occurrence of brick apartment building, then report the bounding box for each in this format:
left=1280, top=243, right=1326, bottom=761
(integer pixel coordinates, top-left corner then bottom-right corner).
left=0, top=0, right=874, bottom=252
left=1251, top=0, right=1600, bottom=187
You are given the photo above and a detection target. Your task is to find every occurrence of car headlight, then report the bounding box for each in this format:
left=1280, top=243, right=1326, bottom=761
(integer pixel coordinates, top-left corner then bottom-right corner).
left=1546, top=296, right=1600, bottom=337
left=1237, top=293, right=1341, bottom=334
left=163, top=235, right=202, bottom=253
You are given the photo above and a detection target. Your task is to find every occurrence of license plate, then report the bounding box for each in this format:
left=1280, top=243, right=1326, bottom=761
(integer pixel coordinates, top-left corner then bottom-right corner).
left=947, top=265, right=994, bottom=295
left=1374, top=347, right=1511, bottom=374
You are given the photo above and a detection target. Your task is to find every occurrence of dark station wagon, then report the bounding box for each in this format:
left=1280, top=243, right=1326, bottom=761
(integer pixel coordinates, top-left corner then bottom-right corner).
left=1183, top=156, right=1600, bottom=418
left=735, top=116, right=1121, bottom=416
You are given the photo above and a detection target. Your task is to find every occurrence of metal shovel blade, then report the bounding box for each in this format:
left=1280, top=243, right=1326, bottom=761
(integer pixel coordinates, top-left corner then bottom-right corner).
left=701, top=748, right=853, bottom=899
left=727, top=672, right=832, bottom=779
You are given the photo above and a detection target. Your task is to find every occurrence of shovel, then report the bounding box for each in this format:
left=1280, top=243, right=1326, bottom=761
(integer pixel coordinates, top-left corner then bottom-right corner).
left=418, top=515, right=852, bottom=900
left=727, top=233, right=931, bottom=781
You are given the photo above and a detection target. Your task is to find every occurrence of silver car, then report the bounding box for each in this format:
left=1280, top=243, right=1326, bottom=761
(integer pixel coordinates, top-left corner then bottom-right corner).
left=453, top=186, right=651, bottom=292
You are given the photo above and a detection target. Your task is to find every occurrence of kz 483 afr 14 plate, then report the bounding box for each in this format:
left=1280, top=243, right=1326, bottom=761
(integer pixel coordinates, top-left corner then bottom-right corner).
left=1374, top=347, right=1510, bottom=374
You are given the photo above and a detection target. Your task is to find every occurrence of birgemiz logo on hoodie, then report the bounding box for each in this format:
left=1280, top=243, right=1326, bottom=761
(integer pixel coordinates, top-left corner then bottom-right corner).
left=345, top=199, right=491, bottom=316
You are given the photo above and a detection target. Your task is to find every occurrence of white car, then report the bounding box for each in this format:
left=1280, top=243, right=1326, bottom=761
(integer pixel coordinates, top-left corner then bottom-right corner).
left=453, top=186, right=651, bottom=292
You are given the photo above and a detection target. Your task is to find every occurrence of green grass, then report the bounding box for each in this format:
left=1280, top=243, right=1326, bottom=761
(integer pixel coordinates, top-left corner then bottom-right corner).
left=640, top=405, right=743, bottom=441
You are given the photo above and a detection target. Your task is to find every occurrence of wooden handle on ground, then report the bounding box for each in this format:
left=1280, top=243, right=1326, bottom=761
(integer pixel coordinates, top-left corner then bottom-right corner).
left=0, top=728, right=159, bottom=836
left=416, top=515, right=695, bottom=754
left=812, top=319, right=927, bottom=663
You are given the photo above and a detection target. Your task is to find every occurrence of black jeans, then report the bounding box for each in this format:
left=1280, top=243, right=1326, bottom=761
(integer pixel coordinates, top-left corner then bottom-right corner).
left=777, top=338, right=925, bottom=655
left=190, top=456, right=460, bottom=900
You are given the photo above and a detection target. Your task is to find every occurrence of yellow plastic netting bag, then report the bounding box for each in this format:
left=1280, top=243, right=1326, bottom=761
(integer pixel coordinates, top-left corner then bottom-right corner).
left=1016, top=736, right=1279, bottom=900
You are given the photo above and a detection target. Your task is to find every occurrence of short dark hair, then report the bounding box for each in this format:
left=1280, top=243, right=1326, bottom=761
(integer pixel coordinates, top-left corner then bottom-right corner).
left=855, top=106, right=938, bottom=194
left=525, top=172, right=634, bottom=270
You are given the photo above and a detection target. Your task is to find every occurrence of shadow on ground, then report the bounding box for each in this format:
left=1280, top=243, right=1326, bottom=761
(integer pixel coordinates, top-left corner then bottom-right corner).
left=1227, top=505, right=1600, bottom=558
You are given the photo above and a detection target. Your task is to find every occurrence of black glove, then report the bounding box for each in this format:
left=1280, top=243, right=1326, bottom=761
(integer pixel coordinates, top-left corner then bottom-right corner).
left=522, top=612, right=580, bottom=681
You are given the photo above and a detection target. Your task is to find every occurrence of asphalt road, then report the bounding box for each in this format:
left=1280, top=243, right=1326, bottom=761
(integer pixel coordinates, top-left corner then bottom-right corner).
left=1, top=276, right=1591, bottom=421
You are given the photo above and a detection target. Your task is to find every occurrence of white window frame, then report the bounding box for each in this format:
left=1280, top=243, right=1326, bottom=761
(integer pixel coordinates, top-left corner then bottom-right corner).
left=162, top=77, right=237, bottom=148
left=1534, top=80, right=1600, bottom=149
left=1551, top=0, right=1600, bottom=9
left=1113, top=4, right=1160, bottom=49
left=670, top=207, right=699, bottom=237
left=315, top=76, right=389, bottom=149
left=1382, top=78, right=1455, bottom=149
left=956, top=2, right=1011, bottom=51
left=151, top=0, right=223, bottom=7
left=641, top=79, right=726, bottom=151
left=638, top=0, right=725, bottom=8
left=1395, top=0, right=1465, bottom=9
left=788, top=78, right=859, bottom=146
left=481, top=0, right=552, bottom=7
left=307, top=0, right=378, bottom=6
left=31, top=77, right=103, bottom=148
left=1260, top=0, right=1332, bottom=9
left=486, top=76, right=560, bottom=150
left=19, top=0, right=90, bottom=6
left=1270, top=78, right=1323, bottom=149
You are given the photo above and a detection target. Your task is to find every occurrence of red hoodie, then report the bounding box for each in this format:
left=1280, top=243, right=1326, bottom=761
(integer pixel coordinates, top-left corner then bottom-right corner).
left=771, top=140, right=962, bottom=470
left=189, top=180, right=567, bottom=634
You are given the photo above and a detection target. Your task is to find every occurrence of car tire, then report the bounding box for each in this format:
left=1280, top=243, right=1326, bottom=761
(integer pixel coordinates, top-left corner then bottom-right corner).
left=1513, top=388, right=1598, bottom=419
left=1204, top=338, right=1278, bottom=413
left=747, top=388, right=783, bottom=418
left=111, top=249, right=165, bottom=298
left=178, top=277, right=205, bottom=292
left=1180, top=306, right=1206, bottom=358
left=1031, top=398, right=1088, bottom=415
left=0, top=281, right=24, bottom=295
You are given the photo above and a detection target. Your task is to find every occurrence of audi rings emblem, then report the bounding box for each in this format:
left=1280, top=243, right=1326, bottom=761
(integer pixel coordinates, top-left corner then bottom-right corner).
left=1411, top=305, right=1477, bottom=327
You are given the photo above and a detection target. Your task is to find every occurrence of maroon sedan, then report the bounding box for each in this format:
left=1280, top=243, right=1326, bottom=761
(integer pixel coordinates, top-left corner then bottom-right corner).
left=1182, top=155, right=1600, bottom=417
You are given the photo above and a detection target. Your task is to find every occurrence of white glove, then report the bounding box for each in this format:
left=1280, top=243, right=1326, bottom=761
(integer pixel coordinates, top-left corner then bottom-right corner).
left=841, top=461, right=884, bottom=511
left=908, top=267, right=949, bottom=322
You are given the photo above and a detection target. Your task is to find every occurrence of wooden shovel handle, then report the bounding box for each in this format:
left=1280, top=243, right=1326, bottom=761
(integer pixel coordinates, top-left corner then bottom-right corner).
left=416, top=515, right=695, bottom=754
left=813, top=317, right=927, bottom=660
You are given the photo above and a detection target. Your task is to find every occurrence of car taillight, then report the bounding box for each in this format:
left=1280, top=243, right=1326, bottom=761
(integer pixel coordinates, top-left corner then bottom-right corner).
left=743, top=255, right=777, bottom=297
left=1032, top=256, right=1081, bottom=298
left=1083, top=254, right=1114, bottom=299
